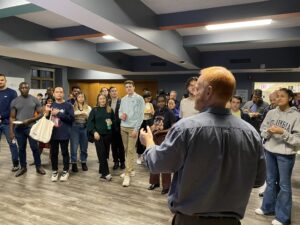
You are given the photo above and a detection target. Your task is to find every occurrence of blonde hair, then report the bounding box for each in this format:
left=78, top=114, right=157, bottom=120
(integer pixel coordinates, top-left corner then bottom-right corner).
left=96, top=94, right=112, bottom=113
left=200, top=66, right=236, bottom=102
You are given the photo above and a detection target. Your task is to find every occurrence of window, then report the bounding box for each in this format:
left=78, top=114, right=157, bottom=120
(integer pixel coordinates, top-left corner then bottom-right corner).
left=31, top=67, right=55, bottom=89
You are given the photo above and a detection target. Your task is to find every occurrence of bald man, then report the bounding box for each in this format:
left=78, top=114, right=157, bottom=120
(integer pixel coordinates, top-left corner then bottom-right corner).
left=140, top=66, right=266, bottom=225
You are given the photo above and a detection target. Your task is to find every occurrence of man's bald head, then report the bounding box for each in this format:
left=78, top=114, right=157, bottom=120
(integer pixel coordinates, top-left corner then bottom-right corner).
left=195, top=66, right=236, bottom=111
left=200, top=66, right=236, bottom=101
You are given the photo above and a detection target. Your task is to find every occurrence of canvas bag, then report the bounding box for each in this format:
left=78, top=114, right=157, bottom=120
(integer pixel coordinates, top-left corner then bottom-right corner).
left=29, top=115, right=54, bottom=143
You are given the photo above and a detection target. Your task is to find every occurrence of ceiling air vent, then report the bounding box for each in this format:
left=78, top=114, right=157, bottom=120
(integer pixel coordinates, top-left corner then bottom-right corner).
left=230, top=58, right=251, bottom=64
left=150, top=62, right=167, bottom=67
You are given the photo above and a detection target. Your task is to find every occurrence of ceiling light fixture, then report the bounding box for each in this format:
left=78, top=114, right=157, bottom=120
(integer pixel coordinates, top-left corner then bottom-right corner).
left=205, top=19, right=272, bottom=31
left=103, top=35, right=116, bottom=40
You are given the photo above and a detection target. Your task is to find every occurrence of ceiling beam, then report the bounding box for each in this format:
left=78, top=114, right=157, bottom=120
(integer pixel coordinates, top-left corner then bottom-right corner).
left=159, top=0, right=300, bottom=30
left=0, top=0, right=44, bottom=18
left=183, top=26, right=300, bottom=47
left=28, top=0, right=200, bottom=70
left=96, top=42, right=138, bottom=53
left=51, top=25, right=104, bottom=41
left=0, top=17, right=129, bottom=74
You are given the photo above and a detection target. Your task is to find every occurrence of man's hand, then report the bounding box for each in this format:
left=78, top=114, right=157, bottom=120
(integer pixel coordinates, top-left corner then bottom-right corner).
left=94, top=132, right=101, bottom=141
left=140, top=126, right=154, bottom=147
left=120, top=113, right=127, bottom=121
left=51, top=108, right=60, bottom=116
left=130, top=130, right=138, bottom=138
left=267, top=126, right=284, bottom=135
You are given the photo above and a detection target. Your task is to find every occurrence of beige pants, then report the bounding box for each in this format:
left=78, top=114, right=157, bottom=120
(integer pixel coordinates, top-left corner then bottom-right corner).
left=121, top=127, right=138, bottom=175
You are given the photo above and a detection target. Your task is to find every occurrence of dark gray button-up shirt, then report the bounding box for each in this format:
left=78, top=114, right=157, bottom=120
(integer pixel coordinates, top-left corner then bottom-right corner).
left=144, top=107, right=266, bottom=219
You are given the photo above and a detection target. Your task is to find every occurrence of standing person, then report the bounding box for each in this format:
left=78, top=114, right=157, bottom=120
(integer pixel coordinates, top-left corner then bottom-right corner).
left=45, top=87, right=74, bottom=182
left=262, top=91, right=278, bottom=120
left=10, top=82, right=46, bottom=177
left=67, top=86, right=81, bottom=105
left=242, top=89, right=269, bottom=132
left=87, top=94, right=114, bottom=181
left=42, top=87, right=54, bottom=105
left=167, top=99, right=180, bottom=121
left=100, top=87, right=109, bottom=98
left=0, top=74, right=19, bottom=171
left=255, top=88, right=300, bottom=225
left=229, top=95, right=250, bottom=122
left=140, top=66, right=266, bottom=225
left=147, top=95, right=176, bottom=194
left=179, top=77, right=199, bottom=118
left=36, top=93, right=43, bottom=105
left=70, top=92, right=91, bottom=172
left=119, top=80, right=145, bottom=187
left=136, top=91, right=154, bottom=165
left=108, top=87, right=125, bottom=170
left=169, top=90, right=180, bottom=110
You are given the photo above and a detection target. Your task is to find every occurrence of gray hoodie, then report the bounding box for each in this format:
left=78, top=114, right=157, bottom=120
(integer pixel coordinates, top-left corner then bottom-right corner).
left=260, top=106, right=300, bottom=155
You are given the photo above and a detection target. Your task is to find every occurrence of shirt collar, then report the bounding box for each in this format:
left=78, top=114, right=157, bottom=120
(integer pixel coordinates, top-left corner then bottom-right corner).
left=202, top=107, right=231, bottom=115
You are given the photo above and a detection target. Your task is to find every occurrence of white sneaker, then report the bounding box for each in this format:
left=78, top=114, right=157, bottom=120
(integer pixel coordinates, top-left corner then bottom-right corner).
left=100, top=174, right=112, bottom=181
left=51, top=171, right=59, bottom=182
left=122, top=175, right=130, bottom=187
left=272, top=219, right=283, bottom=225
left=120, top=171, right=135, bottom=178
left=255, top=208, right=265, bottom=215
left=136, top=156, right=143, bottom=165
left=60, top=171, right=69, bottom=182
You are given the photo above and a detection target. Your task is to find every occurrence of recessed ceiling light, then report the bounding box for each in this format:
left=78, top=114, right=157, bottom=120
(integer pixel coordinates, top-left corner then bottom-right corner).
left=205, top=19, right=272, bottom=31
left=103, top=35, right=116, bottom=40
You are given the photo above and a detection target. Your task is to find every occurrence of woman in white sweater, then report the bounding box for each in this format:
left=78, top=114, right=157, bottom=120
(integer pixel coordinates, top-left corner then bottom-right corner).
left=255, top=88, right=300, bottom=225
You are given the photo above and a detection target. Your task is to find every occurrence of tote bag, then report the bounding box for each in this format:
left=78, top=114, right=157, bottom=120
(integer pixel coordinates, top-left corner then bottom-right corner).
left=29, top=116, right=54, bottom=143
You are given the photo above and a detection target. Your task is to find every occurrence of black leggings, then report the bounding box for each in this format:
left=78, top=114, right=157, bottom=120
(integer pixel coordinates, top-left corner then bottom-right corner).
left=95, top=134, right=111, bottom=176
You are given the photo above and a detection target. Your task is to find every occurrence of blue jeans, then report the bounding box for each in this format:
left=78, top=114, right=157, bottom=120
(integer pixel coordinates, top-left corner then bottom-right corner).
left=14, top=125, right=41, bottom=168
left=261, top=151, right=295, bottom=225
left=0, top=123, right=19, bottom=166
left=70, top=123, right=88, bottom=163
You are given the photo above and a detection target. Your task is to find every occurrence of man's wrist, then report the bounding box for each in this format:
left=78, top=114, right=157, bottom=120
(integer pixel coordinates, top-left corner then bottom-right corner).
left=146, top=139, right=155, bottom=149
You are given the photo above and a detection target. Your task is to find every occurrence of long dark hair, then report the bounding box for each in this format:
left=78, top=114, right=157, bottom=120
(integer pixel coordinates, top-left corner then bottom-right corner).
left=279, top=88, right=294, bottom=107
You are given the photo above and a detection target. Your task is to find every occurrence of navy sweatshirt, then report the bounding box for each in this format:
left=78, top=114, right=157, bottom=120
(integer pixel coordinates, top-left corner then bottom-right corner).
left=51, top=101, right=74, bottom=140
left=0, top=88, right=17, bottom=125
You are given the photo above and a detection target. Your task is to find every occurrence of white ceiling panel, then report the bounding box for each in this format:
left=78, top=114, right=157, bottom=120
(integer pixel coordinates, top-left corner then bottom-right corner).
left=141, top=0, right=267, bottom=14
left=17, top=10, right=80, bottom=28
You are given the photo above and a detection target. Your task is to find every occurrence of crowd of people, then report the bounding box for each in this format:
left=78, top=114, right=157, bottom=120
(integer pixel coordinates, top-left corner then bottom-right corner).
left=0, top=66, right=299, bottom=225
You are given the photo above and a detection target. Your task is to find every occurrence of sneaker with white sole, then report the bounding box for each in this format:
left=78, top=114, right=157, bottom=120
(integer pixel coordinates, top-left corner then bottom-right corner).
left=100, top=174, right=112, bottom=181
left=122, top=175, right=130, bottom=187
left=136, top=156, right=143, bottom=165
left=51, top=171, right=59, bottom=182
left=272, top=219, right=283, bottom=225
left=120, top=171, right=135, bottom=178
left=255, top=208, right=265, bottom=215
left=60, top=171, right=69, bottom=182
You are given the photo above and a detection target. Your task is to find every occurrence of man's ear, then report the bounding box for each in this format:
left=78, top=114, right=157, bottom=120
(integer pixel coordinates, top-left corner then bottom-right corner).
left=206, top=85, right=213, bottom=100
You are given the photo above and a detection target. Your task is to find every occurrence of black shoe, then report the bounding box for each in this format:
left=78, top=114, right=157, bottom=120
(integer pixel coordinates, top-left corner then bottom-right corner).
left=148, top=184, right=160, bottom=190
left=259, top=192, right=264, bottom=198
left=120, top=162, right=125, bottom=169
left=72, top=164, right=78, bottom=173
left=11, top=166, right=19, bottom=172
left=81, top=163, right=88, bottom=171
left=15, top=167, right=27, bottom=177
left=113, top=162, right=119, bottom=170
left=36, top=166, right=46, bottom=175
left=161, top=188, right=169, bottom=195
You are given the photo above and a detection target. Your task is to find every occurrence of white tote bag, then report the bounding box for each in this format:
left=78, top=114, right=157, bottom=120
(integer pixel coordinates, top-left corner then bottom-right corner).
left=29, top=116, right=54, bottom=143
